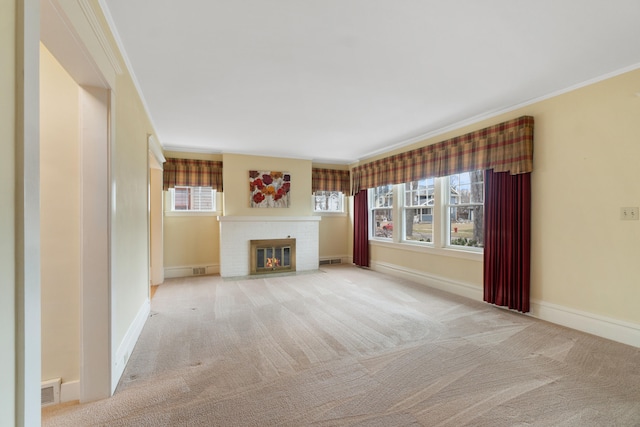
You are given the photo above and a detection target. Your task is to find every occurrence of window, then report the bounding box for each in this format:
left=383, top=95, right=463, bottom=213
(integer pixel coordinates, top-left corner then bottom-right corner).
left=447, top=171, right=484, bottom=248
left=170, top=186, right=215, bottom=212
left=403, top=177, right=435, bottom=243
left=369, top=170, right=485, bottom=251
left=370, top=184, right=394, bottom=238
left=313, top=191, right=344, bottom=213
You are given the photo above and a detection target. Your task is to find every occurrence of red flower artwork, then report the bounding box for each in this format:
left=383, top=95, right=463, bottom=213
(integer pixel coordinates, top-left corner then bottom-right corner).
left=249, top=170, right=291, bottom=208
left=252, top=192, right=265, bottom=204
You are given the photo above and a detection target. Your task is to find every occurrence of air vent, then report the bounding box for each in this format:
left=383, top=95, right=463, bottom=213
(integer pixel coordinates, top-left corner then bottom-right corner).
left=41, top=378, right=61, bottom=407
left=319, top=258, right=342, bottom=266
left=192, top=267, right=206, bottom=275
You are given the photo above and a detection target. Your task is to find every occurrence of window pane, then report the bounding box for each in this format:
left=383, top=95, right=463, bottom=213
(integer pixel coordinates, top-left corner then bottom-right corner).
left=404, top=179, right=434, bottom=207
left=447, top=170, right=484, bottom=248
left=404, top=207, right=432, bottom=242
left=372, top=208, right=393, bottom=238
left=314, top=191, right=343, bottom=212
left=173, top=187, right=189, bottom=210
left=191, top=187, right=214, bottom=210
left=372, top=185, right=393, bottom=208
left=450, top=205, right=484, bottom=247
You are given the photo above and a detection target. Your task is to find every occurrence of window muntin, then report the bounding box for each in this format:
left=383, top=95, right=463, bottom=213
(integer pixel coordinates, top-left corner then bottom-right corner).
left=447, top=171, right=484, bottom=248
left=403, top=178, right=434, bottom=243
left=170, top=186, right=216, bottom=212
left=313, top=191, right=344, bottom=213
left=370, top=185, right=394, bottom=239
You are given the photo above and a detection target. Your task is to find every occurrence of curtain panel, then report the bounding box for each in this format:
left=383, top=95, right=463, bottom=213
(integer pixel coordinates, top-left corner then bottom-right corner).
left=353, top=190, right=370, bottom=267
left=312, top=168, right=351, bottom=193
left=483, top=170, right=531, bottom=312
left=351, top=116, right=533, bottom=194
left=163, top=158, right=223, bottom=192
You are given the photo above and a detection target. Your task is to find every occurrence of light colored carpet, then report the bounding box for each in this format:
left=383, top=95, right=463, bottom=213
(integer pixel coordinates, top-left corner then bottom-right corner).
left=43, top=265, right=640, bottom=426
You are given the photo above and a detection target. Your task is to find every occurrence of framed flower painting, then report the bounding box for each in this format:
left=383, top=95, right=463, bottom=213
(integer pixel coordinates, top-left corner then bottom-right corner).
left=249, top=171, right=291, bottom=208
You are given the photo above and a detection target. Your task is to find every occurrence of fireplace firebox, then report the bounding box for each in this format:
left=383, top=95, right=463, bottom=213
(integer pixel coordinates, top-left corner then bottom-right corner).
left=250, top=238, right=296, bottom=275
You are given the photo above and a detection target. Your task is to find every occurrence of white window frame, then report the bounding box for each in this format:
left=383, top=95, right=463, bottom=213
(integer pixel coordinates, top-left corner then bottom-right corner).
left=401, top=177, right=435, bottom=244
left=369, top=184, right=395, bottom=240
left=368, top=171, right=484, bottom=256
left=312, top=190, right=346, bottom=214
left=165, top=186, right=219, bottom=216
left=444, top=171, right=484, bottom=251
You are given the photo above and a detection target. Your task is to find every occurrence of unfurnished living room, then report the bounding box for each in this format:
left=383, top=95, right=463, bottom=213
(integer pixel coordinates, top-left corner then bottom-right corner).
left=3, top=1, right=640, bottom=426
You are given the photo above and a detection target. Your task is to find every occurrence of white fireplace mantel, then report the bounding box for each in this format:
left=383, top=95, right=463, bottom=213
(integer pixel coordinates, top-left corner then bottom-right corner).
left=218, top=215, right=321, bottom=277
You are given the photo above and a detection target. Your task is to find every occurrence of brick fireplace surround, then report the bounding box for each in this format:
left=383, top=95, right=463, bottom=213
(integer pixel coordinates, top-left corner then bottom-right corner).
left=218, top=216, right=321, bottom=277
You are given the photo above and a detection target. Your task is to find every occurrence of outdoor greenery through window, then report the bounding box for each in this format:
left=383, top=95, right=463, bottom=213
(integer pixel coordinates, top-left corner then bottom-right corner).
left=171, top=186, right=216, bottom=211
left=313, top=191, right=344, bottom=212
left=370, top=170, right=485, bottom=249
left=403, top=177, right=435, bottom=243
left=371, top=184, right=394, bottom=238
left=447, top=171, right=484, bottom=247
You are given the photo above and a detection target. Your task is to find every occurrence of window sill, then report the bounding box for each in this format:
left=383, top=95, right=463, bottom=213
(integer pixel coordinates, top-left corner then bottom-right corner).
left=369, top=239, right=483, bottom=262
left=164, top=210, right=221, bottom=217
left=313, top=211, right=348, bottom=217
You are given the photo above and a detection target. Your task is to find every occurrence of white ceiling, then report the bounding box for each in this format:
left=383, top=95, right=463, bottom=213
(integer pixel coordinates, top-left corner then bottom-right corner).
left=99, top=0, right=640, bottom=164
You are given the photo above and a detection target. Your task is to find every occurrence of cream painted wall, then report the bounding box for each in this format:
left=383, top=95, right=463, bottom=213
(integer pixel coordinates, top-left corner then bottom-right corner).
left=111, top=70, right=154, bottom=348
left=1, top=0, right=17, bottom=422
left=39, top=44, right=81, bottom=383
left=162, top=151, right=221, bottom=272
left=318, top=215, right=350, bottom=259
left=164, top=216, right=220, bottom=268
left=362, top=68, right=640, bottom=330
left=223, top=153, right=312, bottom=217
left=150, top=166, right=164, bottom=285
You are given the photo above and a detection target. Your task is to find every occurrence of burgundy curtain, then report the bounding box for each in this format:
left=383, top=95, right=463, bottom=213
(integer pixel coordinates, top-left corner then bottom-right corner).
left=483, top=170, right=531, bottom=312
left=353, top=190, right=370, bottom=267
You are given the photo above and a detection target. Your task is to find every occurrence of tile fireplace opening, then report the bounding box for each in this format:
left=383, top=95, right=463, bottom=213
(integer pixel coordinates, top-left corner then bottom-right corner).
left=250, top=238, right=296, bottom=275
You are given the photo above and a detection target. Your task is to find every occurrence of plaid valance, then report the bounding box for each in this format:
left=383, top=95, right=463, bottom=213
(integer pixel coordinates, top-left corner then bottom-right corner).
left=312, top=168, right=351, bottom=193
left=163, top=158, right=223, bottom=191
left=351, top=116, right=534, bottom=195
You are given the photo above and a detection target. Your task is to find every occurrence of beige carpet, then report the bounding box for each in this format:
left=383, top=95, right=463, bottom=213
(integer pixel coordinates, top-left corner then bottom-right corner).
left=43, top=265, right=640, bottom=426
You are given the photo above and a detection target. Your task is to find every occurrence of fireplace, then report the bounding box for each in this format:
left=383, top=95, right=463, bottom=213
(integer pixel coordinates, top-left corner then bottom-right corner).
left=218, top=216, right=320, bottom=277
left=250, top=238, right=296, bottom=275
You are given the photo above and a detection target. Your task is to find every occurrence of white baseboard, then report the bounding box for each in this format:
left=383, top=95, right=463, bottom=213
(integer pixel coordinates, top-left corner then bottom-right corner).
left=371, top=260, right=483, bottom=301
left=529, top=300, right=640, bottom=348
left=164, top=264, right=220, bottom=279
left=370, top=260, right=640, bottom=348
left=112, top=298, right=150, bottom=393
left=60, top=380, right=80, bottom=403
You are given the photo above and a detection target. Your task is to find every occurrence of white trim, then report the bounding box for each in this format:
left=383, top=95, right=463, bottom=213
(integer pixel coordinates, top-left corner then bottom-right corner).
left=60, top=380, right=80, bottom=403
left=358, top=63, right=640, bottom=163
left=148, top=134, right=165, bottom=166
left=97, top=0, right=160, bottom=140
left=370, top=260, right=640, bottom=348
left=164, top=264, right=220, bottom=279
left=77, top=0, right=122, bottom=74
left=371, top=261, right=483, bottom=301
left=111, top=299, right=150, bottom=393
left=528, top=300, right=640, bottom=348
left=164, top=210, right=221, bottom=217
left=218, top=215, right=322, bottom=222
left=369, top=239, right=483, bottom=262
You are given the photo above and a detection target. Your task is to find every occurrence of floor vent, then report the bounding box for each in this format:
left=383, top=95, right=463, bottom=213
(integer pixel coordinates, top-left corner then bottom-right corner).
left=41, top=378, right=61, bottom=407
left=192, top=267, right=206, bottom=275
left=319, top=258, right=342, bottom=266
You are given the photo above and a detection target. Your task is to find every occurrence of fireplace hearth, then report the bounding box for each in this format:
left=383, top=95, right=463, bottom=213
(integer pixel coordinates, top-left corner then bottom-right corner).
left=250, top=238, right=296, bottom=275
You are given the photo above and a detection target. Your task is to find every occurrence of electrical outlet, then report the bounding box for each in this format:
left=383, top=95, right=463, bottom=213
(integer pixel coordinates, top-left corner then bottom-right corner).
left=620, top=207, right=639, bottom=220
